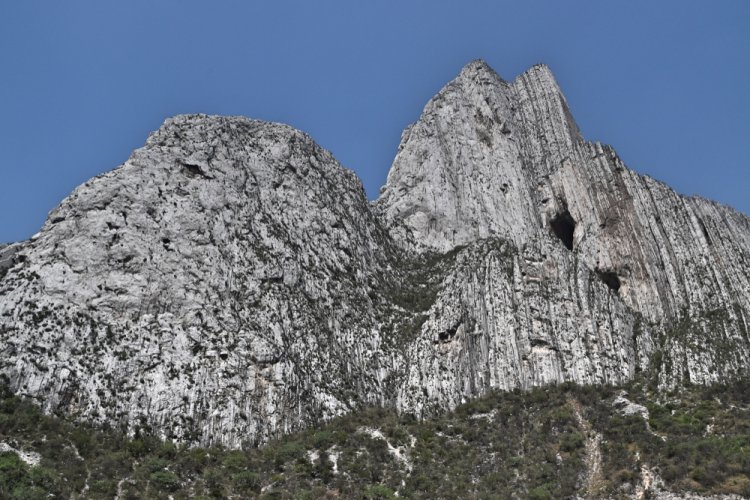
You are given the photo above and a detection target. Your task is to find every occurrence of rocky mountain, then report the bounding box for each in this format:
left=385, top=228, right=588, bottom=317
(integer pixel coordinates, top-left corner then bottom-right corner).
left=1, top=60, right=749, bottom=452
left=381, top=60, right=750, bottom=413
left=0, top=116, right=409, bottom=448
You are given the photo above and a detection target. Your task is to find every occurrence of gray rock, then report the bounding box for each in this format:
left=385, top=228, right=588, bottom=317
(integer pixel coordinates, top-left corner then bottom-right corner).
left=0, top=242, right=25, bottom=279
left=1, top=61, right=749, bottom=448
left=0, top=115, right=401, bottom=446
left=379, top=60, right=750, bottom=403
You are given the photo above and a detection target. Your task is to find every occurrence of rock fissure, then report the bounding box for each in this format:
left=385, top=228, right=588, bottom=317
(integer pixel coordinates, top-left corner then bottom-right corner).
left=550, top=209, right=576, bottom=251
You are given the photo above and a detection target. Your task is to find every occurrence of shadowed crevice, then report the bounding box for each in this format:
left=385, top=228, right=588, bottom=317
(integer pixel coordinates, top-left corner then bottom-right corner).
left=550, top=210, right=576, bottom=251
left=596, top=269, right=621, bottom=292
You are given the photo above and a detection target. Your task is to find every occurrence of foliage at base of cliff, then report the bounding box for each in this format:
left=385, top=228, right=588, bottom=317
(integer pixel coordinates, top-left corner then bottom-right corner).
left=1, top=379, right=749, bottom=499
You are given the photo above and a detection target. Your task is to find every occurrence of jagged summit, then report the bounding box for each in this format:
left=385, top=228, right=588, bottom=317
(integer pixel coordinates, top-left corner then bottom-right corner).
left=1, top=60, right=749, bottom=449
left=455, top=59, right=559, bottom=89
left=377, top=61, right=578, bottom=252
left=455, top=58, right=506, bottom=84
left=147, top=113, right=306, bottom=146
left=513, top=62, right=560, bottom=86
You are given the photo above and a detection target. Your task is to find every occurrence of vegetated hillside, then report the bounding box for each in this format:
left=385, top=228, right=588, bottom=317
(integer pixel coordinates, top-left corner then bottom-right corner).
left=2, top=378, right=749, bottom=499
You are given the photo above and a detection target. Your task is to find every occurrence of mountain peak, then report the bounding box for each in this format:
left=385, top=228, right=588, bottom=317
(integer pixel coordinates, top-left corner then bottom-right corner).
left=456, top=59, right=505, bottom=83
left=377, top=60, right=580, bottom=252
left=145, top=114, right=299, bottom=148
left=455, top=60, right=563, bottom=91
left=518, top=62, right=555, bottom=79
left=512, top=63, right=567, bottom=100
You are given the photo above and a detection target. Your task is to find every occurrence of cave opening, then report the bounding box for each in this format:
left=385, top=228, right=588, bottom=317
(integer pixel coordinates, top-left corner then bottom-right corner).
left=550, top=210, right=576, bottom=251
left=596, top=269, right=621, bottom=292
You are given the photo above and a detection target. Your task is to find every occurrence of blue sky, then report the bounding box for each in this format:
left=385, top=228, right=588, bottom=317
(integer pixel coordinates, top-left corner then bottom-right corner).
left=1, top=1, right=748, bottom=243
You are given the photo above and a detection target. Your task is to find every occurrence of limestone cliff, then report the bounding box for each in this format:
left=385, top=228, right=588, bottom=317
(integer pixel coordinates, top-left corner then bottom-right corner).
left=379, top=61, right=750, bottom=413
left=1, top=61, right=749, bottom=448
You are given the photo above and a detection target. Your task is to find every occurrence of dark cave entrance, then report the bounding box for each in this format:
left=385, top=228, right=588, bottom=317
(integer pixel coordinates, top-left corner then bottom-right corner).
left=596, top=269, right=621, bottom=292
left=550, top=210, right=576, bottom=251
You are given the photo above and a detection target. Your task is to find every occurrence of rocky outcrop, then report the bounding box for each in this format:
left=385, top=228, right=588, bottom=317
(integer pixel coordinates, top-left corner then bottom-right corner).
left=1, top=61, right=749, bottom=447
left=395, top=237, right=651, bottom=416
left=0, top=242, right=24, bottom=279
left=0, top=115, right=404, bottom=447
left=379, top=60, right=750, bottom=404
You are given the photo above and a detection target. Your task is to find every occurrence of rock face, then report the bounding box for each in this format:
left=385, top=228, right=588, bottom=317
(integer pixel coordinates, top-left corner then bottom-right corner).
left=1, top=60, right=749, bottom=447
left=0, top=116, right=403, bottom=446
left=0, top=242, right=24, bottom=279
left=379, top=61, right=750, bottom=410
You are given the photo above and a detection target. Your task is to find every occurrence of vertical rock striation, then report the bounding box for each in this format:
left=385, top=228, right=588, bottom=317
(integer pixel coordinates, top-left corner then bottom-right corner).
left=1, top=61, right=749, bottom=447
left=379, top=60, right=750, bottom=409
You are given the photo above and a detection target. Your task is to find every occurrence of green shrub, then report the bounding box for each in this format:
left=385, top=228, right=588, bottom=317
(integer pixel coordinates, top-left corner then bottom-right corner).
left=202, top=466, right=224, bottom=497
left=177, top=447, right=209, bottom=473
left=150, top=470, right=181, bottom=491
left=232, top=470, right=260, bottom=492
left=221, top=450, right=248, bottom=472
left=312, top=430, right=333, bottom=448
left=364, top=483, right=396, bottom=499
left=528, top=484, right=552, bottom=499
left=559, top=431, right=584, bottom=452
left=278, top=441, right=306, bottom=463
left=0, top=452, right=29, bottom=495
left=10, top=485, right=48, bottom=500
left=89, top=478, right=118, bottom=496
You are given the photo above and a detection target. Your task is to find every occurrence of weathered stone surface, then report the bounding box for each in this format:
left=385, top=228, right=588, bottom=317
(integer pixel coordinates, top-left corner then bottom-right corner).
left=395, top=237, right=651, bottom=416
left=1, top=61, right=749, bottom=448
left=0, top=242, right=24, bottom=279
left=0, top=115, right=401, bottom=447
left=379, top=60, right=750, bottom=402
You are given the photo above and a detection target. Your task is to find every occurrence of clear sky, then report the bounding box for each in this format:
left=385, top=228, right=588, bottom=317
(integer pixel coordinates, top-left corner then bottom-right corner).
left=1, top=1, right=748, bottom=243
